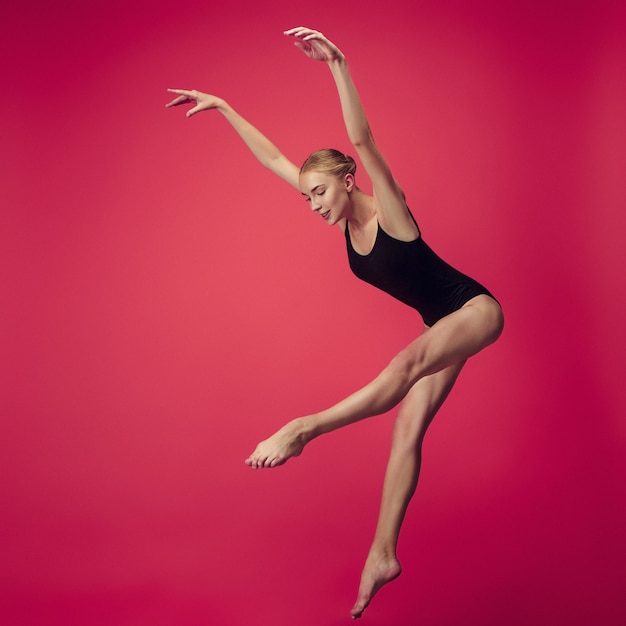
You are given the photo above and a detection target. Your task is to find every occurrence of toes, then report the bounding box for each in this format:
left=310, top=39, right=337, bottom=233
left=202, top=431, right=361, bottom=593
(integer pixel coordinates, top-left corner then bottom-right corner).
left=246, top=452, right=271, bottom=469
left=244, top=445, right=266, bottom=469
left=350, top=599, right=367, bottom=619
left=245, top=440, right=292, bottom=469
left=245, top=454, right=261, bottom=468
left=244, top=453, right=288, bottom=469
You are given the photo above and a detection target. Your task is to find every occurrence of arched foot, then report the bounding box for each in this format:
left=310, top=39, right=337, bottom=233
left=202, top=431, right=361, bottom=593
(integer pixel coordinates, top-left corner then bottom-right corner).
left=350, top=553, right=402, bottom=619
left=244, top=419, right=306, bottom=468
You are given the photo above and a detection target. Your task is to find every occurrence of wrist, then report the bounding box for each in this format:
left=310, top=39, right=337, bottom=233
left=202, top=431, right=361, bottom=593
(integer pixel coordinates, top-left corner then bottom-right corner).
left=328, top=54, right=346, bottom=67
left=215, top=98, right=230, bottom=114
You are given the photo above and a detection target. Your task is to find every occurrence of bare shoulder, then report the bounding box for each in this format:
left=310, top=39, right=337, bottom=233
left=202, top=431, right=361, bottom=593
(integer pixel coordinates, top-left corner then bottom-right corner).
left=354, top=141, right=419, bottom=241
left=373, top=186, right=420, bottom=241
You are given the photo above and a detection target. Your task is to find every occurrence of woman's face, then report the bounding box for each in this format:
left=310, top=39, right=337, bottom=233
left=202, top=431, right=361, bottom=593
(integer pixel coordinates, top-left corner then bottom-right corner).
left=299, top=170, right=353, bottom=226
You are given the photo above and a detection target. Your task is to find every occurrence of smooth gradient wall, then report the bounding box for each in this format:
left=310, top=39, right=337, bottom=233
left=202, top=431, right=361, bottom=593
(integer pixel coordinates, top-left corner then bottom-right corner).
left=2, top=1, right=625, bottom=624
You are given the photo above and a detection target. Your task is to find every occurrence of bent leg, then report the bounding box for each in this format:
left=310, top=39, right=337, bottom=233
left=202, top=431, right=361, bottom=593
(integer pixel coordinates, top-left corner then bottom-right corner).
left=245, top=295, right=503, bottom=468
left=351, top=361, right=465, bottom=619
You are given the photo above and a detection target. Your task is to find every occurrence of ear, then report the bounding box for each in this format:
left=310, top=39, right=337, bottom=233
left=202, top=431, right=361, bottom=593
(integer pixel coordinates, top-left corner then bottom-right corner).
left=344, top=173, right=355, bottom=192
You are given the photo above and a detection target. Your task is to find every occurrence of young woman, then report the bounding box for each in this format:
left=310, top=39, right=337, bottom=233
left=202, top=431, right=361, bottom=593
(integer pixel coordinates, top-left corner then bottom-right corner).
left=166, top=26, right=504, bottom=620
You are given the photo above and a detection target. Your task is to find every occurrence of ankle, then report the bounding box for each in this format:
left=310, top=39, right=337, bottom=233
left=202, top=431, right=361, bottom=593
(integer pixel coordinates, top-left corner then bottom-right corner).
left=291, top=415, right=320, bottom=443
left=368, top=540, right=398, bottom=562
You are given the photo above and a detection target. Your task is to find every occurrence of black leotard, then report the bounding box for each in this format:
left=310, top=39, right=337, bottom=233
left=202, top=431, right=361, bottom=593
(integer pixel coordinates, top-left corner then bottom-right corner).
left=345, top=219, right=496, bottom=327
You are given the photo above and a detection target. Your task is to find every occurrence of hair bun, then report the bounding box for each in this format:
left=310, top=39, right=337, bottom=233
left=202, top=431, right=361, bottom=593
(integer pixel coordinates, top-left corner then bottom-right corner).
left=301, top=148, right=357, bottom=178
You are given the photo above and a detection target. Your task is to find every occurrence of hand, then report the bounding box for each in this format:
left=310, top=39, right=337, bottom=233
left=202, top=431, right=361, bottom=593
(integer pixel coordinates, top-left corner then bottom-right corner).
left=165, top=89, right=224, bottom=117
left=284, top=27, right=345, bottom=63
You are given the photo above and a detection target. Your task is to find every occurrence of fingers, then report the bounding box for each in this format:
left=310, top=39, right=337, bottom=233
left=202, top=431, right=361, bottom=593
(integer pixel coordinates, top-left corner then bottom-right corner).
left=284, top=26, right=323, bottom=41
left=293, top=41, right=309, bottom=53
left=165, top=89, right=195, bottom=108
left=186, top=105, right=203, bottom=118
left=284, top=26, right=306, bottom=36
left=284, top=26, right=342, bottom=62
left=165, top=88, right=205, bottom=117
left=166, top=88, right=194, bottom=99
left=165, top=95, right=189, bottom=108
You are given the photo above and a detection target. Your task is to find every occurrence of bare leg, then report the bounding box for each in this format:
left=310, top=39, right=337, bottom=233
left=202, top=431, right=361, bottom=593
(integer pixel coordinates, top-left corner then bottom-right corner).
left=351, top=361, right=465, bottom=619
left=245, top=295, right=502, bottom=468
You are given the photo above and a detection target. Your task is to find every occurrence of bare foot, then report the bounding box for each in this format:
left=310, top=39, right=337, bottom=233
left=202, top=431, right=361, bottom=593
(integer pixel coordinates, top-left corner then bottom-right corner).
left=244, top=419, right=307, bottom=468
left=350, top=552, right=402, bottom=619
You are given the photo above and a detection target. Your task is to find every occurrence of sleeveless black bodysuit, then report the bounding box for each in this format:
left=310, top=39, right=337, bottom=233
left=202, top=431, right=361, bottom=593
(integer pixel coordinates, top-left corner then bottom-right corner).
left=345, top=219, right=496, bottom=327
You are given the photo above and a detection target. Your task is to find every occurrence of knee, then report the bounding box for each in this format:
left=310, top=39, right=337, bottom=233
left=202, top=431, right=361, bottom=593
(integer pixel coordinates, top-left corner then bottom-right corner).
left=486, top=301, right=505, bottom=345
left=386, top=345, right=426, bottom=387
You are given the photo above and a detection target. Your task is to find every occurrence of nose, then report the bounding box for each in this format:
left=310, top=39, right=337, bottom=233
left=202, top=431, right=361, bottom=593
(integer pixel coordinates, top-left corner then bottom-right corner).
left=310, top=198, right=322, bottom=212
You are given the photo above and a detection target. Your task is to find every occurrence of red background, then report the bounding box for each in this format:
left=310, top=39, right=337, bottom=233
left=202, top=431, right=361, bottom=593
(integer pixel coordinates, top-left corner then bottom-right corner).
left=2, top=1, right=625, bottom=624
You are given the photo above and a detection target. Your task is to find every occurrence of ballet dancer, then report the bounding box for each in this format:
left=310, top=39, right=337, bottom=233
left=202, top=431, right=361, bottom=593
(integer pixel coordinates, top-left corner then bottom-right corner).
left=166, top=26, right=504, bottom=619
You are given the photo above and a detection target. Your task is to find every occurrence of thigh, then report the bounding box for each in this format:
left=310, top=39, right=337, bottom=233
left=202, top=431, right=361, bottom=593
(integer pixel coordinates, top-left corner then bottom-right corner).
left=396, top=295, right=503, bottom=381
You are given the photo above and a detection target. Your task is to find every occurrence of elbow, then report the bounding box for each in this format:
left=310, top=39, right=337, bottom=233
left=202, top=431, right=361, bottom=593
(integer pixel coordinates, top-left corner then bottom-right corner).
left=350, top=128, right=374, bottom=149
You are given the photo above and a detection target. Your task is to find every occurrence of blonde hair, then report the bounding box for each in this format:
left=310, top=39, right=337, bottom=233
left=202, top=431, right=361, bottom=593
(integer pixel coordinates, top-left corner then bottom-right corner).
left=300, top=148, right=357, bottom=180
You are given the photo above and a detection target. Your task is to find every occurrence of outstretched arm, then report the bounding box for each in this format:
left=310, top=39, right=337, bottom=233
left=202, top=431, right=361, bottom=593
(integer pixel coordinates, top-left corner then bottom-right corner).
left=285, top=28, right=414, bottom=235
left=166, top=89, right=300, bottom=190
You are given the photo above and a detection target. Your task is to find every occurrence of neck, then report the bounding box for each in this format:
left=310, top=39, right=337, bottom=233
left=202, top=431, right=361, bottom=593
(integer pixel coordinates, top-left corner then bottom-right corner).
left=347, top=189, right=375, bottom=227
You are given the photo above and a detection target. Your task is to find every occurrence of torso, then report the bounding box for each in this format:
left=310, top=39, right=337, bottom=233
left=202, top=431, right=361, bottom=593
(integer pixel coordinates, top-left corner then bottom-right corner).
left=344, top=215, right=495, bottom=327
left=340, top=196, right=420, bottom=255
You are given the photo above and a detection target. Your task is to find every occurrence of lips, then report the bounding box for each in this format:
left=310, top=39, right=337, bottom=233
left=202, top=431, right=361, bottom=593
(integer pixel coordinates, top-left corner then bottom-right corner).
left=321, top=210, right=330, bottom=220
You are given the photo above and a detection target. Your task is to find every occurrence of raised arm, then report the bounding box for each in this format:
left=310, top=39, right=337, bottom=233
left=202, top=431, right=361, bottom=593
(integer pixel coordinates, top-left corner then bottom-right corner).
left=166, top=89, right=300, bottom=191
left=284, top=28, right=415, bottom=235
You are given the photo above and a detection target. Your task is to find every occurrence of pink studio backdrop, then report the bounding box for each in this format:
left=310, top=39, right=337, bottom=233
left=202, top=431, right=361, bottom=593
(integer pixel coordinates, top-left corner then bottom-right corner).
left=2, top=1, right=625, bottom=624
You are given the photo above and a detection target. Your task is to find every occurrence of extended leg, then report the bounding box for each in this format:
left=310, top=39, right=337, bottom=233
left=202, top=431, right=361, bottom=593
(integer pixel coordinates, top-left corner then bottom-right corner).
left=245, top=295, right=502, bottom=468
left=351, top=360, right=465, bottom=619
